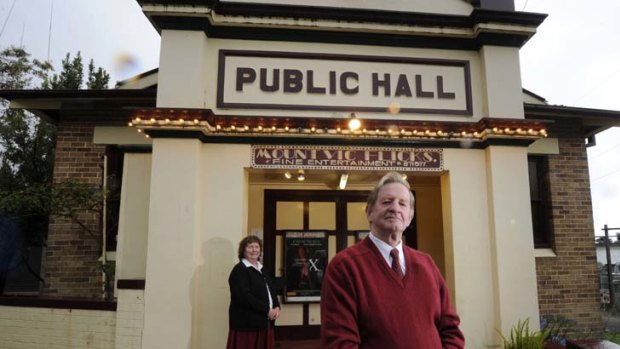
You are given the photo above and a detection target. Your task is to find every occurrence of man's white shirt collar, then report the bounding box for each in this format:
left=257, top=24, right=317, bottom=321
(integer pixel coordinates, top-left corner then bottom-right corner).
left=368, top=232, right=406, bottom=274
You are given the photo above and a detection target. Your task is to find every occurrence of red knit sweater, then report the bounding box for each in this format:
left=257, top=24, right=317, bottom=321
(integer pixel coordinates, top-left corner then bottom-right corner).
left=320, top=238, right=465, bottom=349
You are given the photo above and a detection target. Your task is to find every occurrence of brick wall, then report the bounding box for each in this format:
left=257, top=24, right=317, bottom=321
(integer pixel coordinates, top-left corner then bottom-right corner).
left=0, top=305, right=116, bottom=349
left=42, top=121, right=106, bottom=299
left=535, top=117, right=602, bottom=333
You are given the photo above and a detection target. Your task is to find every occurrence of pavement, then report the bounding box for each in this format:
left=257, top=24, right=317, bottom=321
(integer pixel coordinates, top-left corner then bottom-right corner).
left=604, top=313, right=620, bottom=333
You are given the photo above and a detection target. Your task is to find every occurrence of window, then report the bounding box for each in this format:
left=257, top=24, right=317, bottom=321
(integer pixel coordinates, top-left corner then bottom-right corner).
left=528, top=156, right=553, bottom=248
left=105, top=146, right=124, bottom=252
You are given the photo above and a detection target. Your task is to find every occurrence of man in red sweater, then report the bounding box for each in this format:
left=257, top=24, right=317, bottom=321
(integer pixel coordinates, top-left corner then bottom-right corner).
left=321, top=172, right=465, bottom=349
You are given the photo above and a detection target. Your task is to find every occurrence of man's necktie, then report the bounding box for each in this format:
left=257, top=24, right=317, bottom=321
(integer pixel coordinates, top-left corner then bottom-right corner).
left=390, top=248, right=404, bottom=280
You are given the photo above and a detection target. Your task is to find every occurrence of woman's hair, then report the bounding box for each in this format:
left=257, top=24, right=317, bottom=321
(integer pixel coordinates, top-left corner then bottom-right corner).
left=238, top=235, right=263, bottom=260
left=366, top=172, right=414, bottom=215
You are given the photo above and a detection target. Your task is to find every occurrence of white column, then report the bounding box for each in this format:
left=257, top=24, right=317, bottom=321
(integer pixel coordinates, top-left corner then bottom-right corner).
left=442, top=148, right=497, bottom=348
left=142, top=138, right=203, bottom=349
left=443, top=147, right=540, bottom=347
left=115, top=153, right=151, bottom=284
left=480, top=46, right=524, bottom=119
left=485, top=146, right=540, bottom=334
left=115, top=153, right=151, bottom=349
left=190, top=144, right=251, bottom=349
left=157, top=30, right=210, bottom=109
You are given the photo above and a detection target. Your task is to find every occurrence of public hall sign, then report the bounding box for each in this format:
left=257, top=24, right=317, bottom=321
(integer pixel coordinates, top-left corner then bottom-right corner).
left=251, top=145, right=443, bottom=172
left=218, top=50, right=472, bottom=115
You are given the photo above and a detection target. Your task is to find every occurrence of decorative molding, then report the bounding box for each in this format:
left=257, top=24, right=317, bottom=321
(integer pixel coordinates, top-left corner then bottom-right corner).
left=141, top=2, right=546, bottom=49
left=128, top=108, right=550, bottom=148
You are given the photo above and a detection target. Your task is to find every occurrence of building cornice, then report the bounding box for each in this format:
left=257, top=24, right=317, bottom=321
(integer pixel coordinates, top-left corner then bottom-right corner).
left=138, top=2, right=546, bottom=49
left=127, top=108, right=549, bottom=148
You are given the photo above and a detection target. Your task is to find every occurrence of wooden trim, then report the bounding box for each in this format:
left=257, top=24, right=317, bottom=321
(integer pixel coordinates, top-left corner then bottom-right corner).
left=0, top=296, right=117, bottom=311
left=117, top=279, right=146, bottom=290
left=303, top=303, right=309, bottom=326
left=143, top=129, right=539, bottom=148
left=118, top=145, right=152, bottom=153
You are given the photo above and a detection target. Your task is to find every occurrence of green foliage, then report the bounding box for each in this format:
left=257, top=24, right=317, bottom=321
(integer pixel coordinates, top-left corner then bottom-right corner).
left=101, top=260, right=116, bottom=301
left=0, top=181, right=106, bottom=247
left=0, top=46, right=57, bottom=192
left=87, top=59, right=110, bottom=90
left=0, top=181, right=104, bottom=215
left=541, top=314, right=575, bottom=345
left=604, top=331, right=620, bottom=344
left=499, top=319, right=551, bottom=349
left=0, top=46, right=52, bottom=89
left=44, top=52, right=83, bottom=89
left=0, top=110, right=56, bottom=190
left=42, top=52, right=110, bottom=90
left=0, top=45, right=112, bottom=295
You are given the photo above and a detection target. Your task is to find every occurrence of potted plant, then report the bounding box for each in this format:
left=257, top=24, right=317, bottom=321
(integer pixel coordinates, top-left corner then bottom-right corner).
left=500, top=319, right=552, bottom=349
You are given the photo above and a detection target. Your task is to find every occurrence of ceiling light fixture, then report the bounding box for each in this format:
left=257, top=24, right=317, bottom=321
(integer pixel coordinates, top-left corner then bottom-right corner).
left=297, top=169, right=305, bottom=182
left=348, top=112, right=361, bottom=131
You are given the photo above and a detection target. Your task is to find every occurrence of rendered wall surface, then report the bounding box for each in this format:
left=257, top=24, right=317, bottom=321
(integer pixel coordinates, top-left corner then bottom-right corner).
left=0, top=306, right=116, bottom=349
left=115, top=290, right=145, bottom=349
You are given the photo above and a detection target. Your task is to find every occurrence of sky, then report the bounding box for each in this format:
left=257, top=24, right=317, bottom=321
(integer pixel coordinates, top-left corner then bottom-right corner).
left=0, top=0, right=619, bottom=237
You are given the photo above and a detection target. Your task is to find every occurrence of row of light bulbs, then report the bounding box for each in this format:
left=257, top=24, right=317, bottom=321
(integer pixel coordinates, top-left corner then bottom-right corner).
left=129, top=116, right=547, bottom=139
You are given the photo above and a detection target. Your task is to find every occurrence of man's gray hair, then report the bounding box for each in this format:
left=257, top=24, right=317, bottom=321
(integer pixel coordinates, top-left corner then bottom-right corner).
left=366, top=172, right=414, bottom=214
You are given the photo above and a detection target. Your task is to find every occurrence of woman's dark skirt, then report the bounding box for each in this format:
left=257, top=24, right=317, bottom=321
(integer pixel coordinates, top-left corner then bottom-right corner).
left=226, top=324, right=274, bottom=349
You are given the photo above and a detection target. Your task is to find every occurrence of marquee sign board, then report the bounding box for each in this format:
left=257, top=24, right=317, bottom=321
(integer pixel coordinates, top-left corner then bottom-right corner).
left=218, top=50, right=472, bottom=115
left=251, top=145, right=443, bottom=172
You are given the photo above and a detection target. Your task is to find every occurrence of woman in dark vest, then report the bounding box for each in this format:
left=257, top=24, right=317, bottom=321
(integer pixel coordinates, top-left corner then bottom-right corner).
left=226, top=236, right=281, bottom=349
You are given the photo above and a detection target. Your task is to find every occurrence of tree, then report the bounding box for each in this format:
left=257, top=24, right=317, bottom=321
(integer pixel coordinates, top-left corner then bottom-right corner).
left=0, top=46, right=52, bottom=89
left=87, top=59, right=110, bottom=90
left=43, top=52, right=110, bottom=90
left=0, top=46, right=54, bottom=293
left=0, top=45, right=112, bottom=295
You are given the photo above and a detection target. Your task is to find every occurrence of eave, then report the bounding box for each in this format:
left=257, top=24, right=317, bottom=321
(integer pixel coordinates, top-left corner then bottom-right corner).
left=525, top=103, right=620, bottom=137
left=0, top=89, right=157, bottom=125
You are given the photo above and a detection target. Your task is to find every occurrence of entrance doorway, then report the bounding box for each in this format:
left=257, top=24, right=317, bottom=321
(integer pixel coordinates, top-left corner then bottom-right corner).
left=246, top=170, right=443, bottom=340
left=263, top=189, right=417, bottom=340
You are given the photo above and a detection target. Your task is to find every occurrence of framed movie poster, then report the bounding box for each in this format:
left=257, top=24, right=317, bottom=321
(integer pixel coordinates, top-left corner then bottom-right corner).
left=283, top=231, right=327, bottom=303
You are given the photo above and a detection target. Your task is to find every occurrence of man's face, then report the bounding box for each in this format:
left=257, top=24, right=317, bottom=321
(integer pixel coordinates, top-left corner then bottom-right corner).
left=366, top=182, right=414, bottom=236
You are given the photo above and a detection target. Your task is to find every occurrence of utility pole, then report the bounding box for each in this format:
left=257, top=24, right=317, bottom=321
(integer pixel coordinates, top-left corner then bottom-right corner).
left=604, top=225, right=620, bottom=308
